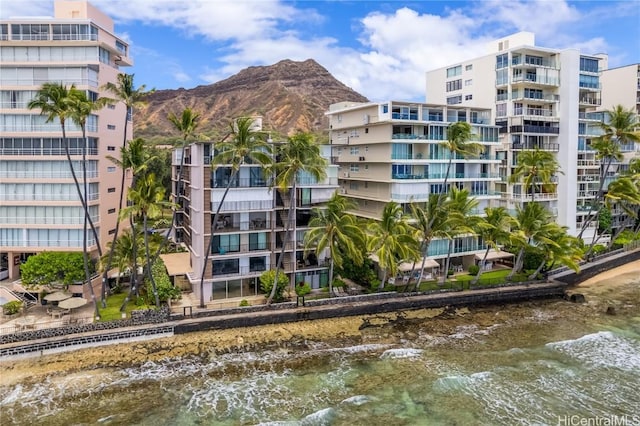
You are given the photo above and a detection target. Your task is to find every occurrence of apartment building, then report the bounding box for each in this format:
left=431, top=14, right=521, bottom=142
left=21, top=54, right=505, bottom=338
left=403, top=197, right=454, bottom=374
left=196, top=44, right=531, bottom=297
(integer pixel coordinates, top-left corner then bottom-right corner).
left=426, top=32, right=619, bottom=240
left=173, top=123, right=338, bottom=303
left=0, top=1, right=132, bottom=280
left=601, top=63, right=640, bottom=115
left=326, top=100, right=503, bottom=269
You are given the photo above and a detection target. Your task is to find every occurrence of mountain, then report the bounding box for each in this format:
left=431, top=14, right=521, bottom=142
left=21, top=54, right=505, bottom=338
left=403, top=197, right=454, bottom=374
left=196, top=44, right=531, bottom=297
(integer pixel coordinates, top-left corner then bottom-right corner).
left=133, top=59, right=369, bottom=139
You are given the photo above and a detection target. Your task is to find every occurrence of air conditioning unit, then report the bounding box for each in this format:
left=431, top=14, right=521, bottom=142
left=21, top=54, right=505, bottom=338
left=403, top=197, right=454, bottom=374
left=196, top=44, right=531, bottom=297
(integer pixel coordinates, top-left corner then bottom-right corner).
left=343, top=172, right=350, bottom=178
left=359, top=156, right=365, bottom=161
left=339, top=188, right=346, bottom=194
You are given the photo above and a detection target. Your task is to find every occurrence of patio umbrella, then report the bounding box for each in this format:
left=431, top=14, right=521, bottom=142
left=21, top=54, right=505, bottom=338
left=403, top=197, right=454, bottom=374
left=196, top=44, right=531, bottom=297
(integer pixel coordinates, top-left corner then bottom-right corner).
left=58, top=297, right=88, bottom=310
left=44, top=291, right=72, bottom=302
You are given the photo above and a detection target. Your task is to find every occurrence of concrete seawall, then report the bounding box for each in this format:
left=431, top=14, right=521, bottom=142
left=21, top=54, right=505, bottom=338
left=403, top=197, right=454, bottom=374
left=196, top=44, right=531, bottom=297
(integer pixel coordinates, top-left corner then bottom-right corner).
left=1, top=281, right=566, bottom=357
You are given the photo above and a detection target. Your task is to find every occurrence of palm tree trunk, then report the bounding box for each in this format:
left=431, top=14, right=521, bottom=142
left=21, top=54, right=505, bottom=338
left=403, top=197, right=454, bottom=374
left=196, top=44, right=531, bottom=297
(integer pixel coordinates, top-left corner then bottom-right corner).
left=378, top=269, right=387, bottom=291
left=328, top=258, right=335, bottom=297
left=471, top=246, right=491, bottom=285
left=81, top=130, right=100, bottom=318
left=198, top=168, right=237, bottom=308
left=60, top=122, right=101, bottom=256
left=101, top=109, right=130, bottom=308
left=441, top=239, right=454, bottom=284
left=529, top=259, right=546, bottom=280
left=507, top=247, right=525, bottom=279
left=144, top=214, right=161, bottom=308
left=120, top=216, right=139, bottom=312
left=268, top=182, right=296, bottom=304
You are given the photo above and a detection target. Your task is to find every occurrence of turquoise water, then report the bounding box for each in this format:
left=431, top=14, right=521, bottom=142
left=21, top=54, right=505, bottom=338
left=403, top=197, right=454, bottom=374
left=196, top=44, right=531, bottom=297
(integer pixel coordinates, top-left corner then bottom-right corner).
left=1, top=277, right=639, bottom=425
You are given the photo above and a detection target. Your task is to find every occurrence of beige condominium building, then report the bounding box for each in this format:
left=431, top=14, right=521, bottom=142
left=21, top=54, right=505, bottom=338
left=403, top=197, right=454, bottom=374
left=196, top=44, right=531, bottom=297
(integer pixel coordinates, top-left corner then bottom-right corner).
left=326, top=100, right=503, bottom=270
left=425, top=31, right=631, bottom=241
left=172, top=120, right=338, bottom=303
left=0, top=1, right=132, bottom=280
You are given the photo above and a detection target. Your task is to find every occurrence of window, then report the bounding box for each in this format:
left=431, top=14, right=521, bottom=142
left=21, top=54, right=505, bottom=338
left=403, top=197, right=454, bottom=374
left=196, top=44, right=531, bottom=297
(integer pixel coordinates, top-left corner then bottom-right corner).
left=349, top=164, right=359, bottom=172
left=496, top=53, right=508, bottom=69
left=349, top=182, right=359, bottom=190
left=579, top=74, right=600, bottom=89
left=365, top=128, right=369, bottom=133
left=465, top=94, right=473, bottom=100
left=108, top=187, right=116, bottom=193
left=108, top=208, right=116, bottom=214
left=107, top=104, right=115, bottom=109
left=446, top=79, right=462, bottom=92
left=249, top=232, right=267, bottom=250
left=446, top=95, right=462, bottom=105
left=350, top=147, right=360, bottom=155
left=580, top=57, right=599, bottom=73
left=213, top=234, right=240, bottom=253
left=249, top=256, right=266, bottom=272
left=98, top=47, right=110, bottom=64
left=496, top=103, right=507, bottom=117
left=107, top=124, right=116, bottom=130
left=446, top=65, right=462, bottom=78
left=108, top=229, right=116, bottom=235
left=107, top=146, right=116, bottom=151
left=107, top=166, right=116, bottom=172
left=212, top=259, right=239, bottom=276
left=465, top=79, right=472, bottom=86
left=465, top=64, right=473, bottom=71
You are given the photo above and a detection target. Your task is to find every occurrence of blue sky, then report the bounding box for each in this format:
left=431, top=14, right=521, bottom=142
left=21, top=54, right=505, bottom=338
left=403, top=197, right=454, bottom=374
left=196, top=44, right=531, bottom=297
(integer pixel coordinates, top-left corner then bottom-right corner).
left=3, top=1, right=639, bottom=101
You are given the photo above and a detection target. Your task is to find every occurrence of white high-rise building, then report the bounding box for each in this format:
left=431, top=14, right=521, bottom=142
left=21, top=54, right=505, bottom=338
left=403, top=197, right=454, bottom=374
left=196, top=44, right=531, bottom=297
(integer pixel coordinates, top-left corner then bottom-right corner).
left=0, top=1, right=132, bottom=280
left=426, top=32, right=619, bottom=240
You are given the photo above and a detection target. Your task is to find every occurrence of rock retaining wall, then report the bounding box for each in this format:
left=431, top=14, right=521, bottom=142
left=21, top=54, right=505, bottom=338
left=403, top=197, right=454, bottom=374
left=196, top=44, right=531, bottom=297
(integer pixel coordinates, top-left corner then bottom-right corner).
left=553, top=250, right=640, bottom=286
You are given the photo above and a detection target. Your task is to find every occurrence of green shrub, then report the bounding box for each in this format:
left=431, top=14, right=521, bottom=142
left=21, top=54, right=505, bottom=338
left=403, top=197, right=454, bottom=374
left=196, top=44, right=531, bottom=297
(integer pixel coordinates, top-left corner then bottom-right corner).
left=145, top=258, right=181, bottom=304
left=2, top=300, right=22, bottom=315
left=239, top=299, right=250, bottom=307
left=259, top=270, right=289, bottom=302
left=447, top=268, right=454, bottom=277
left=591, top=244, right=607, bottom=255
left=295, top=282, right=311, bottom=297
left=468, top=264, right=480, bottom=275
left=332, top=278, right=346, bottom=288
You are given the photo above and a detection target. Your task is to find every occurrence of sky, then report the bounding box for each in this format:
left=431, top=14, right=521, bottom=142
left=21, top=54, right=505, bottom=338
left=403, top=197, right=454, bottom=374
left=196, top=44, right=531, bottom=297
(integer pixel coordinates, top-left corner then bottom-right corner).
left=2, top=0, right=639, bottom=101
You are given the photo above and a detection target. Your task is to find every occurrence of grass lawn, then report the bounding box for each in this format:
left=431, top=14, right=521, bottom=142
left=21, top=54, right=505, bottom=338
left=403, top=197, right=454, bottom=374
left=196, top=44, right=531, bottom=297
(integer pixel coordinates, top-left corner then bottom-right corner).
left=98, top=291, right=152, bottom=321
left=415, top=268, right=531, bottom=292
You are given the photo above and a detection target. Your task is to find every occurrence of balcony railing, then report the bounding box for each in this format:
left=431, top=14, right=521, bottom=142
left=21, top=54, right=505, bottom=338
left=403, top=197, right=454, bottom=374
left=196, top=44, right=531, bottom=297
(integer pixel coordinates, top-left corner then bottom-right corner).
left=0, top=78, right=99, bottom=88
left=0, top=214, right=99, bottom=225
left=511, top=143, right=559, bottom=151
left=0, top=171, right=98, bottom=179
left=1, top=192, right=99, bottom=202
left=503, top=192, right=558, bottom=201
left=511, top=76, right=559, bottom=86
left=579, top=97, right=601, bottom=106
left=392, top=173, right=500, bottom=180
left=392, top=113, right=419, bottom=120
left=511, top=93, right=559, bottom=102
left=510, top=125, right=559, bottom=134
left=0, top=148, right=99, bottom=156
left=513, top=109, right=557, bottom=118
left=511, top=57, right=559, bottom=69
left=211, top=199, right=273, bottom=212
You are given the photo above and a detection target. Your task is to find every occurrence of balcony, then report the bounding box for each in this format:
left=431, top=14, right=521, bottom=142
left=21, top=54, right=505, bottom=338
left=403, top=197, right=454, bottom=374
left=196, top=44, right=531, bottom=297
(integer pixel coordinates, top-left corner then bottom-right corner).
left=511, top=93, right=559, bottom=103
left=212, top=177, right=268, bottom=188
left=511, top=57, right=559, bottom=69
left=510, top=125, right=559, bottom=134
left=511, top=142, right=559, bottom=152
left=392, top=173, right=500, bottom=180
left=0, top=170, right=98, bottom=179
left=511, top=75, right=559, bottom=86
left=392, top=133, right=427, bottom=140
left=504, top=192, right=558, bottom=201
left=391, top=113, right=419, bottom=120
left=579, top=96, right=601, bottom=106
left=0, top=148, right=99, bottom=156
left=514, top=109, right=557, bottom=119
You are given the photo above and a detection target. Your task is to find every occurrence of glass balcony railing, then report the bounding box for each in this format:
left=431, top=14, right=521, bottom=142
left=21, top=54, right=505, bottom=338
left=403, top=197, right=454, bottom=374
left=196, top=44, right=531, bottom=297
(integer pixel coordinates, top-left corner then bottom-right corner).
left=392, top=173, right=500, bottom=180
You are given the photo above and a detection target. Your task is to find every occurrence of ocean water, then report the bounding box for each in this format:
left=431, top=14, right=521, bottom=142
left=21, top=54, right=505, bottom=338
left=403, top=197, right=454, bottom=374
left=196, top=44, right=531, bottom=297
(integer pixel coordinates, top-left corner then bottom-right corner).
left=1, top=278, right=639, bottom=426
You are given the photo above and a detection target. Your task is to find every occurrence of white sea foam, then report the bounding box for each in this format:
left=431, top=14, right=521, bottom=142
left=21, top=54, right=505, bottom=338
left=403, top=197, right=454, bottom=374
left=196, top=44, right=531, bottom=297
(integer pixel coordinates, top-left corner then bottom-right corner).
left=546, top=331, right=640, bottom=371
left=380, top=348, right=423, bottom=359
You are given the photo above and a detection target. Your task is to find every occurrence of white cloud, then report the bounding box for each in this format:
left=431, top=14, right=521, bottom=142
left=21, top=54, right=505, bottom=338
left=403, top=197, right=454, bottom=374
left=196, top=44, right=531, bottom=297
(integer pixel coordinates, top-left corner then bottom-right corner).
left=0, top=0, right=52, bottom=18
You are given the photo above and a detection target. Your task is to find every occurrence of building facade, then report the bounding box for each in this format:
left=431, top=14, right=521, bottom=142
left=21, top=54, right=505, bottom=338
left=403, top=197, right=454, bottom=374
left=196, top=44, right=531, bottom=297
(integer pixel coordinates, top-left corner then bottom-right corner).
left=601, top=63, right=640, bottom=115
left=173, top=123, right=338, bottom=303
left=0, top=1, right=132, bottom=280
left=326, top=100, right=503, bottom=269
left=426, top=32, right=620, bottom=240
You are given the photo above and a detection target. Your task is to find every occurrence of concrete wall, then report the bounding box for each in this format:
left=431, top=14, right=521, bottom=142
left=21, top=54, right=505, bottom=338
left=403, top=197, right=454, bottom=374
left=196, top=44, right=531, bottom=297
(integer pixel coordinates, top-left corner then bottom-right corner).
left=553, top=250, right=640, bottom=286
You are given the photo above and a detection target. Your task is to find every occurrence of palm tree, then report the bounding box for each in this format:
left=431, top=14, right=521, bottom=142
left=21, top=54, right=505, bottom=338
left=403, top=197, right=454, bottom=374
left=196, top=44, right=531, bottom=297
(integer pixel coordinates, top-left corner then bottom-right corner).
left=471, top=207, right=517, bottom=285
left=440, top=187, right=479, bottom=284
left=199, top=117, right=272, bottom=308
left=268, top=132, right=328, bottom=304
left=121, top=173, right=173, bottom=308
left=101, top=74, right=153, bottom=305
left=67, top=88, right=109, bottom=318
left=101, top=228, right=144, bottom=294
left=602, top=176, right=640, bottom=249
left=578, top=105, right=640, bottom=239
left=303, top=192, right=365, bottom=296
left=508, top=202, right=557, bottom=279
left=407, top=194, right=451, bottom=291
left=528, top=223, right=582, bottom=280
left=105, top=138, right=156, bottom=305
left=367, top=202, right=420, bottom=290
left=509, top=148, right=562, bottom=202
left=439, top=121, right=482, bottom=199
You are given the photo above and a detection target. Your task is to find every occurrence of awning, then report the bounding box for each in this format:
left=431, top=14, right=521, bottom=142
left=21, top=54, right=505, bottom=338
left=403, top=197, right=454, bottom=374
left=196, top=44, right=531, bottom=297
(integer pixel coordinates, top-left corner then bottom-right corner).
left=398, top=257, right=439, bottom=271
left=159, top=252, right=193, bottom=276
left=475, top=251, right=515, bottom=261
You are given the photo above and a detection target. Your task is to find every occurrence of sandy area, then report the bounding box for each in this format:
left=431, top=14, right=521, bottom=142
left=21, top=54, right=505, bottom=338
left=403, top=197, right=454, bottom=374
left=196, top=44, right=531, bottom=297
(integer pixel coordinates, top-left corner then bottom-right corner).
left=575, top=260, right=640, bottom=294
